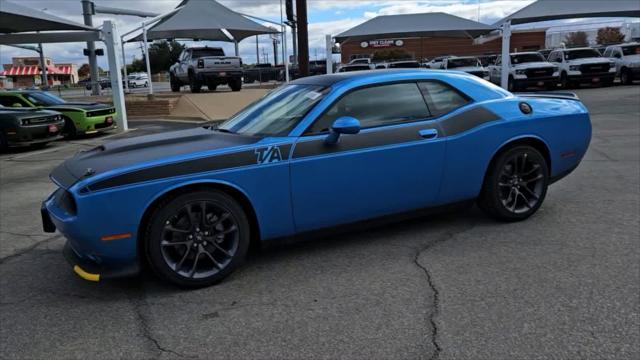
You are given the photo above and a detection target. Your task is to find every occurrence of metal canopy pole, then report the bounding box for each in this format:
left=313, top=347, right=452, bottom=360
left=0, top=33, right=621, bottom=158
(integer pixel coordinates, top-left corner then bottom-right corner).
left=142, top=23, right=153, bottom=96
left=38, top=43, right=48, bottom=86
left=82, top=0, right=100, bottom=95
left=102, top=20, right=127, bottom=131
left=234, top=41, right=239, bottom=56
left=500, top=20, right=511, bottom=90
left=325, top=35, right=333, bottom=74
left=121, top=41, right=129, bottom=92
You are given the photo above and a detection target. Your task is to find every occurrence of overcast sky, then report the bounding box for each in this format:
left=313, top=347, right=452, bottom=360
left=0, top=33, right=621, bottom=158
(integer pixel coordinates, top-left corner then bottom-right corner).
left=0, top=0, right=625, bottom=69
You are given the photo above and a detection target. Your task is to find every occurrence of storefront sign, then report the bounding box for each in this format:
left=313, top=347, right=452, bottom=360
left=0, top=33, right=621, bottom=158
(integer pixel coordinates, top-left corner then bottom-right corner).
left=360, top=39, right=404, bottom=48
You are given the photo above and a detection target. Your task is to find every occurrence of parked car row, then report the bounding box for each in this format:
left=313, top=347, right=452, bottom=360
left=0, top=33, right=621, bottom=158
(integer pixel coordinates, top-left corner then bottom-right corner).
left=337, top=42, right=639, bottom=91
left=0, top=90, right=116, bottom=151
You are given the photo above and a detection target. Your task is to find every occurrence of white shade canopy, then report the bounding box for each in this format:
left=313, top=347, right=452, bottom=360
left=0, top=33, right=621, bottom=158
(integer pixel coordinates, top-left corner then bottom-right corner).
left=495, top=0, right=640, bottom=25
left=0, top=0, right=95, bottom=33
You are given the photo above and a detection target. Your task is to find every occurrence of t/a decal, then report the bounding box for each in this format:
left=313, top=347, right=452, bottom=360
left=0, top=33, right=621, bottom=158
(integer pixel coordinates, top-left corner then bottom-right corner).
left=255, top=146, right=283, bottom=164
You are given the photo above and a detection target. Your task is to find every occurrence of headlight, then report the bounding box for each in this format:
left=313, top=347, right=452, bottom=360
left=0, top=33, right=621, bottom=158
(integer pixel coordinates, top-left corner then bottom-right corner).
left=569, top=65, right=580, bottom=71
left=515, top=69, right=526, bottom=75
left=609, top=60, right=616, bottom=67
left=21, top=119, right=30, bottom=126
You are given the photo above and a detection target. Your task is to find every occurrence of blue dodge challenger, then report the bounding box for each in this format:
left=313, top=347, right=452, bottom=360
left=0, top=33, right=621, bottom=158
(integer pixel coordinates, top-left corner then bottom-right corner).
left=42, top=70, right=591, bottom=287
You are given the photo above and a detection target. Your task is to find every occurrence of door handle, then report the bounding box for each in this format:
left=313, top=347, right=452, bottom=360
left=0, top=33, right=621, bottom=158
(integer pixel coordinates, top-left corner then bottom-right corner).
left=418, top=128, right=438, bottom=139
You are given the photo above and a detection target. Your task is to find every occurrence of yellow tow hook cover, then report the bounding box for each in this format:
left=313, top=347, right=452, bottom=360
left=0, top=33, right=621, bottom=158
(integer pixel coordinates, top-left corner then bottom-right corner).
left=73, top=265, right=100, bottom=282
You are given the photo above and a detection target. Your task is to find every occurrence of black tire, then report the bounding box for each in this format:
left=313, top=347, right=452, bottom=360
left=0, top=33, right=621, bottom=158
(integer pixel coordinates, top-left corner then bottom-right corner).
left=207, top=82, right=217, bottom=91
left=0, top=131, right=8, bottom=152
left=145, top=190, right=250, bottom=288
left=229, top=77, right=242, bottom=92
left=545, top=82, right=558, bottom=91
left=144, top=82, right=149, bottom=88
left=189, top=72, right=201, bottom=93
left=63, top=116, right=77, bottom=139
left=560, top=72, right=571, bottom=89
left=620, top=68, right=633, bottom=85
left=478, top=145, right=549, bottom=222
left=170, top=73, right=181, bottom=92
left=507, top=76, right=518, bottom=92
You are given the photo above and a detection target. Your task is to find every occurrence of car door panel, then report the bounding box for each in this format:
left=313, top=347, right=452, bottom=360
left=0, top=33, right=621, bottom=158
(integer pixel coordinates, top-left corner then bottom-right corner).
left=290, top=120, right=446, bottom=232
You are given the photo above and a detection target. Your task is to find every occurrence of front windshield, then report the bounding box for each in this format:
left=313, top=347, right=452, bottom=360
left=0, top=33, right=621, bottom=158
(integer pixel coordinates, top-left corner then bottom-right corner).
left=511, top=53, right=544, bottom=64
left=24, top=92, right=66, bottom=106
left=218, top=84, right=329, bottom=136
left=448, top=58, right=479, bottom=68
left=621, top=45, right=640, bottom=56
left=565, top=49, right=601, bottom=60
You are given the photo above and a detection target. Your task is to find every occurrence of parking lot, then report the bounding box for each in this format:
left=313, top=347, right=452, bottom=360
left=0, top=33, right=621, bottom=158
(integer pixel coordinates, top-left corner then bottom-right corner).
left=0, top=85, right=638, bottom=359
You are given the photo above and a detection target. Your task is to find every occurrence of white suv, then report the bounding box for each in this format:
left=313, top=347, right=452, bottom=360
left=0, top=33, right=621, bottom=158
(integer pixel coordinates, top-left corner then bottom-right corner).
left=488, top=52, right=559, bottom=91
left=127, top=75, right=149, bottom=88
left=547, top=47, right=616, bottom=88
left=442, top=56, right=489, bottom=80
left=603, top=43, right=640, bottom=85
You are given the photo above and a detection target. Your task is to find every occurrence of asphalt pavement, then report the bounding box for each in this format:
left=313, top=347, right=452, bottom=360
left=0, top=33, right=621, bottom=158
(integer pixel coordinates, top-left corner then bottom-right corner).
left=0, top=86, right=638, bottom=359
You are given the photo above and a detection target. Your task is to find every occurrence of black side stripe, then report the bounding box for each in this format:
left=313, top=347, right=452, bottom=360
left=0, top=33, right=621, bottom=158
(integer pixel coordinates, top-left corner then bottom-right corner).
left=89, top=144, right=292, bottom=191
left=439, top=106, right=500, bottom=136
left=292, top=121, right=441, bottom=159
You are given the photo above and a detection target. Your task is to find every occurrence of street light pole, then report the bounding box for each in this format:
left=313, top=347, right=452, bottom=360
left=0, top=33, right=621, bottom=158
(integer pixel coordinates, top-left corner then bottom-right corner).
left=81, top=0, right=100, bottom=95
left=296, top=0, right=309, bottom=77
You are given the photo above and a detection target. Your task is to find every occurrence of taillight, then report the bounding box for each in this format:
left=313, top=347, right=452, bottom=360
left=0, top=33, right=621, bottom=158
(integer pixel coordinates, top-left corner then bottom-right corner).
left=197, top=59, right=204, bottom=68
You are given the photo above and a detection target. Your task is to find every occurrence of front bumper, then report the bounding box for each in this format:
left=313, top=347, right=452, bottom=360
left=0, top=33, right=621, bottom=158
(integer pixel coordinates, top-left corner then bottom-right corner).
left=514, top=76, right=559, bottom=86
left=80, top=115, right=117, bottom=134
left=567, top=72, right=615, bottom=83
left=6, top=121, right=64, bottom=147
left=41, top=192, right=140, bottom=281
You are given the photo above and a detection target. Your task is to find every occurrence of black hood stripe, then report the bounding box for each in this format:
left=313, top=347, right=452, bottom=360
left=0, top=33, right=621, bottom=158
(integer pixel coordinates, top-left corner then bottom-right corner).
left=88, top=144, right=292, bottom=191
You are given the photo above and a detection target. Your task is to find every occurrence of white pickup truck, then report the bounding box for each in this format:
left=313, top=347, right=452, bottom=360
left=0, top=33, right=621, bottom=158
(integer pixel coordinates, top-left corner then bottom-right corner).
left=169, top=47, right=243, bottom=93
left=603, top=42, right=640, bottom=85
left=442, top=56, right=489, bottom=80
left=547, top=47, right=616, bottom=88
left=488, top=52, right=559, bottom=91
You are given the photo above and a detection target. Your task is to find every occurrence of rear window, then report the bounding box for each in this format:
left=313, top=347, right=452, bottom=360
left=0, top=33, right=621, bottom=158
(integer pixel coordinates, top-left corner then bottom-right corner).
left=191, top=48, right=225, bottom=58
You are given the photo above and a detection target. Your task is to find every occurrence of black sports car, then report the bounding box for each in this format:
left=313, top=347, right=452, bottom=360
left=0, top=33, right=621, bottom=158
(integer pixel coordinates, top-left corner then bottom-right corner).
left=0, top=105, right=65, bottom=151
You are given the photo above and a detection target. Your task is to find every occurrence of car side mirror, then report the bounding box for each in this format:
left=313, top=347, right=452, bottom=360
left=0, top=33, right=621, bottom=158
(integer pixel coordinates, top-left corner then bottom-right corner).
left=325, top=116, right=360, bottom=145
left=11, top=103, right=22, bottom=108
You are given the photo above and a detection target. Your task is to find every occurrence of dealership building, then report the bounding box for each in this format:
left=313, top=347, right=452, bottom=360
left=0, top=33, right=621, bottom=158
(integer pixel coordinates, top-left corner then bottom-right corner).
left=334, top=12, right=546, bottom=63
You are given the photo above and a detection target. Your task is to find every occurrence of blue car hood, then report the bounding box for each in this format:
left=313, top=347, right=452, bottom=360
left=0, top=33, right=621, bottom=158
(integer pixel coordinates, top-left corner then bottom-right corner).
left=51, top=127, right=259, bottom=189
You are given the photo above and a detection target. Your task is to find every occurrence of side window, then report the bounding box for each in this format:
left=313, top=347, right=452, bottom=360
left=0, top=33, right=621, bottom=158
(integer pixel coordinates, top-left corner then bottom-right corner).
left=495, top=56, right=501, bottom=65
left=0, top=96, right=29, bottom=107
left=307, top=83, right=430, bottom=134
left=418, top=81, right=470, bottom=117
left=603, top=48, right=612, bottom=57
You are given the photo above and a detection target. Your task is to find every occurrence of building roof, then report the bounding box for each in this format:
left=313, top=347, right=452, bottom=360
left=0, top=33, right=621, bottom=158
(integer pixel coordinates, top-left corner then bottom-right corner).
left=334, top=12, right=496, bottom=43
left=129, top=0, right=277, bottom=42
left=0, top=1, right=95, bottom=33
left=494, top=0, right=640, bottom=26
left=1, top=65, right=74, bottom=76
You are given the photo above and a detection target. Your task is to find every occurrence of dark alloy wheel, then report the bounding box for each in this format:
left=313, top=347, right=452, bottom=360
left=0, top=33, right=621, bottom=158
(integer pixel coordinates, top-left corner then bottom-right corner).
left=621, top=68, right=632, bottom=85
left=478, top=145, right=549, bottom=221
left=146, top=190, right=250, bottom=287
left=63, top=116, right=77, bottom=139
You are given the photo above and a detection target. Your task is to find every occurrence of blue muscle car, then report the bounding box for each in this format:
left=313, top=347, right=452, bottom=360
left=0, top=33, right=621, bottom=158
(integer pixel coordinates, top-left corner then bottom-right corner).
left=42, top=70, right=592, bottom=287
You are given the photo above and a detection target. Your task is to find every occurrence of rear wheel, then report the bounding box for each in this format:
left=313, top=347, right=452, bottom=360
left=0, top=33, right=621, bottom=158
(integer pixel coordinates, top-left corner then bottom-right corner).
left=145, top=190, right=250, bottom=288
left=207, top=82, right=217, bottom=91
left=189, top=72, right=201, bottom=93
left=478, top=145, right=549, bottom=222
left=229, top=77, right=242, bottom=92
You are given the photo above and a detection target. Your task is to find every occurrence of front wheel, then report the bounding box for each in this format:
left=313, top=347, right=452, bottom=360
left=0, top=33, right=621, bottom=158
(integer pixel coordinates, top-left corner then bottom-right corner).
left=478, top=145, right=549, bottom=222
left=621, top=68, right=633, bottom=85
left=170, top=74, right=181, bottom=92
left=145, top=190, right=250, bottom=288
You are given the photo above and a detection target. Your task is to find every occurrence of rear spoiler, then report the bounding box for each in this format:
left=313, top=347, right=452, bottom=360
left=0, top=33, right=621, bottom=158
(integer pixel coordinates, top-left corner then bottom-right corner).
left=515, top=92, right=580, bottom=101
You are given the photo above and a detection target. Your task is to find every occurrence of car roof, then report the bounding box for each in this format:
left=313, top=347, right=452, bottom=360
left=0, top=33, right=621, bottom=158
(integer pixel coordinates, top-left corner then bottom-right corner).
left=511, top=52, right=542, bottom=55
left=448, top=56, right=478, bottom=60
left=291, top=69, right=451, bottom=87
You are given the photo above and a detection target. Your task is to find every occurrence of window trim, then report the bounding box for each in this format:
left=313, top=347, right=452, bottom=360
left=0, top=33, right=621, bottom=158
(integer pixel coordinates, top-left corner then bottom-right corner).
left=302, top=80, right=435, bottom=136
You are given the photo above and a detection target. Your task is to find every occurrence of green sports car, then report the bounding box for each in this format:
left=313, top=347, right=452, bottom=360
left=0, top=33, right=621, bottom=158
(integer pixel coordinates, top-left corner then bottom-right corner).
left=0, top=90, right=117, bottom=137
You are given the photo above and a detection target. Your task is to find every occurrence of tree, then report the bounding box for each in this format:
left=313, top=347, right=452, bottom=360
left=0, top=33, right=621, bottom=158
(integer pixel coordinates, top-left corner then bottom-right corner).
left=564, top=31, right=589, bottom=47
left=371, top=49, right=412, bottom=61
left=78, top=63, right=90, bottom=78
left=596, top=27, right=625, bottom=45
left=144, top=40, right=186, bottom=74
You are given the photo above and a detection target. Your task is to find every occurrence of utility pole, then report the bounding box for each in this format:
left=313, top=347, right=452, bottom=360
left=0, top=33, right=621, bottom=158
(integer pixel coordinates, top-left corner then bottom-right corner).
left=296, top=0, right=309, bottom=77
left=81, top=0, right=100, bottom=95
left=285, top=0, right=297, bottom=65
